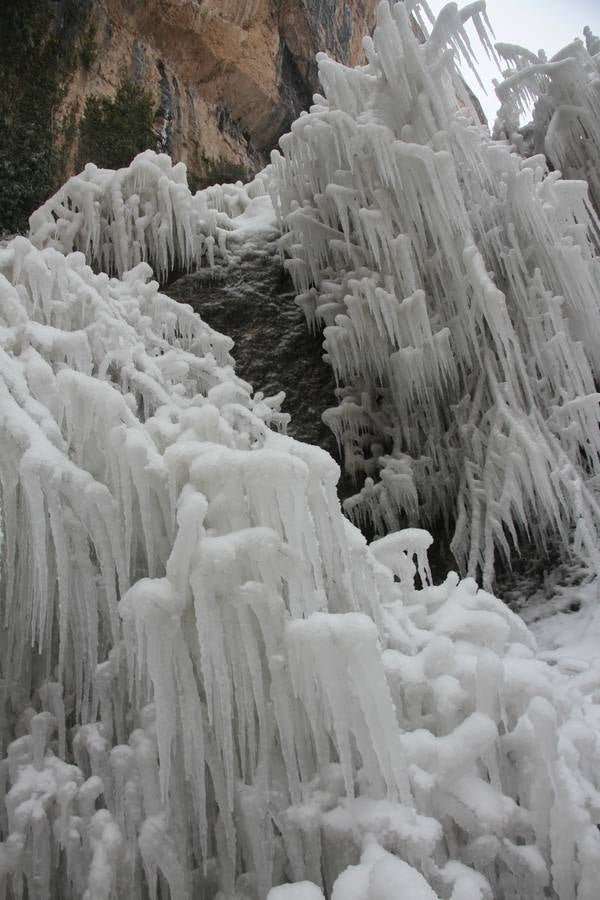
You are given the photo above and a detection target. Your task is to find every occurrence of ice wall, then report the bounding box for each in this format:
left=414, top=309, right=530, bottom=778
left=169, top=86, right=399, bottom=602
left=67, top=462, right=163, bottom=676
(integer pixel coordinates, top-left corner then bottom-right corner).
left=272, top=0, right=600, bottom=586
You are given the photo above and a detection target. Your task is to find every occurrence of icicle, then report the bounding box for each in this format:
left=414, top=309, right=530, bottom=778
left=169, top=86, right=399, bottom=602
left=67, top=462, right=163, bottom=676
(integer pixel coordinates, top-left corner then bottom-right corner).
left=3, top=5, right=600, bottom=900
left=274, top=0, right=600, bottom=584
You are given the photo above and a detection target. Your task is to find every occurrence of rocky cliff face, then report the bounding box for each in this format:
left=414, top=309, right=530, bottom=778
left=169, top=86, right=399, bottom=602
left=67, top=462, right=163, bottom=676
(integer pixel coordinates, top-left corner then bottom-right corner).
left=166, top=240, right=339, bottom=454
left=51, top=0, right=378, bottom=181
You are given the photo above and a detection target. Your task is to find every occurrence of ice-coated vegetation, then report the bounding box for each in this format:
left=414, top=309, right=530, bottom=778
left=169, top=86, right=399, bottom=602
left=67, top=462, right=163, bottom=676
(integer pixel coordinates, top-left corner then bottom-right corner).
left=494, top=26, right=600, bottom=214
left=2, top=2, right=600, bottom=899
left=272, top=0, right=600, bottom=587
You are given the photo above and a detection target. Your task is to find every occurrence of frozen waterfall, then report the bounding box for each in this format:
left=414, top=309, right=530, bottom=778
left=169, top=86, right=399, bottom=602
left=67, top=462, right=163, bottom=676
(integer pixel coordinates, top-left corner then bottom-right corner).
left=2, top=1, right=600, bottom=899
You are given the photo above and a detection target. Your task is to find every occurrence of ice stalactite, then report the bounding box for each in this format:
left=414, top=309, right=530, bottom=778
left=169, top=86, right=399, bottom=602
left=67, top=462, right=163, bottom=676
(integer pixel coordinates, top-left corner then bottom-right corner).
left=272, top=0, right=600, bottom=586
left=2, top=166, right=600, bottom=899
left=3, top=2, right=600, bottom=898
left=494, top=28, right=600, bottom=215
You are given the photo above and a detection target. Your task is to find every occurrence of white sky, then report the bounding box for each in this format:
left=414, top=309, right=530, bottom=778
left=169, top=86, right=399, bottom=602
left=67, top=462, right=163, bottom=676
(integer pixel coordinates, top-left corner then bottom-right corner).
left=426, top=0, right=600, bottom=123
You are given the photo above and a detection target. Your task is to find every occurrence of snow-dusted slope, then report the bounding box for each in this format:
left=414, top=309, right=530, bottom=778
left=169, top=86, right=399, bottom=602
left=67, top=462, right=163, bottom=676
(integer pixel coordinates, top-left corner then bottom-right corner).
left=3, top=2, right=600, bottom=899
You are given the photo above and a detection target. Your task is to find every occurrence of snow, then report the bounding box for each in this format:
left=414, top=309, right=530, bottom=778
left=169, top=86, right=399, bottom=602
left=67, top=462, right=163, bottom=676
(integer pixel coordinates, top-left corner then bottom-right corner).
left=2, top=2, right=600, bottom=899
left=523, top=578, right=600, bottom=667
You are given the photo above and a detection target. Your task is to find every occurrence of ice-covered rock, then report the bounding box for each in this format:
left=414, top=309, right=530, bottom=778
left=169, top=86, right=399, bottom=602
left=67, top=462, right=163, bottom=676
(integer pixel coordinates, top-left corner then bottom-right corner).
left=166, top=239, right=338, bottom=453
left=28, top=150, right=274, bottom=282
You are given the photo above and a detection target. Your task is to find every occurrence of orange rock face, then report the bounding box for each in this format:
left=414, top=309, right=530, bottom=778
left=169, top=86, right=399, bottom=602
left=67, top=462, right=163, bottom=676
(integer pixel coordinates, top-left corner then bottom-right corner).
left=56, top=0, right=378, bottom=179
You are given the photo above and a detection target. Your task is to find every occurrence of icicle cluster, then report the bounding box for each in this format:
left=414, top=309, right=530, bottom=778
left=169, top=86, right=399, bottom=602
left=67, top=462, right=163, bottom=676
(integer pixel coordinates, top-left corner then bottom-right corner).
left=271, top=0, right=600, bottom=586
left=494, top=29, right=600, bottom=214
left=2, top=157, right=600, bottom=899
left=3, top=3, right=600, bottom=898
left=28, top=150, right=272, bottom=281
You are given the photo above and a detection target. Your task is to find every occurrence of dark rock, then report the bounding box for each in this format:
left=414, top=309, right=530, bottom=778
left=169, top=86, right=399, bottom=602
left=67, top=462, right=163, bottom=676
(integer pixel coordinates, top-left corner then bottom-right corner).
left=165, top=243, right=338, bottom=455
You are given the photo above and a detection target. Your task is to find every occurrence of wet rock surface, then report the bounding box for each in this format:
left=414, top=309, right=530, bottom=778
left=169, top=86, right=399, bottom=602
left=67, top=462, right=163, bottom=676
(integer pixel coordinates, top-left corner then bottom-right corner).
left=166, top=243, right=339, bottom=455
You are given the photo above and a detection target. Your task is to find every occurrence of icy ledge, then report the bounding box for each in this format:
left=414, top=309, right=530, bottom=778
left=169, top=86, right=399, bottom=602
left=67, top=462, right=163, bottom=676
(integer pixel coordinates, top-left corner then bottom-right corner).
left=1, top=208, right=600, bottom=900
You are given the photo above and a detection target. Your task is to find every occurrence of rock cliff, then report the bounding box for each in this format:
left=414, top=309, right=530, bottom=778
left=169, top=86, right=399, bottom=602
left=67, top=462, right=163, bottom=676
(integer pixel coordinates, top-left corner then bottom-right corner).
left=51, top=0, right=378, bottom=181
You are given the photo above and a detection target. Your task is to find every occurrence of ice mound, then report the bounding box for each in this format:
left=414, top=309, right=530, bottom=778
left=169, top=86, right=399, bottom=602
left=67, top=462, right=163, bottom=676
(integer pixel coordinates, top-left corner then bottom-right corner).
left=28, top=150, right=275, bottom=281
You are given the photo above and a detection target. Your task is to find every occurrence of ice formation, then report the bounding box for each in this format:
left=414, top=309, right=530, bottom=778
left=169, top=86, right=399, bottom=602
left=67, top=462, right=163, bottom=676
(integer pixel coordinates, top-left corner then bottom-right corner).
left=494, top=28, right=600, bottom=215
left=29, top=150, right=274, bottom=281
left=271, top=0, right=600, bottom=586
left=3, top=226, right=600, bottom=900
left=0, top=188, right=600, bottom=900
left=3, top=2, right=600, bottom=899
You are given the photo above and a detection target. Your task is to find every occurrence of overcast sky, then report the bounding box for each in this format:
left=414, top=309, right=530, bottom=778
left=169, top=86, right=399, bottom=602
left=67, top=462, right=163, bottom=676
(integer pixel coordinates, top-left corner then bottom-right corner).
left=425, top=0, right=600, bottom=123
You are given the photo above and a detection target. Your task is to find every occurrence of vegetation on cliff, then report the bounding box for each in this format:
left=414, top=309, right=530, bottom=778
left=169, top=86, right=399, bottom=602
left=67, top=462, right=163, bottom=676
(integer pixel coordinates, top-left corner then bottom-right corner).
left=77, top=78, right=156, bottom=172
left=0, top=0, right=69, bottom=234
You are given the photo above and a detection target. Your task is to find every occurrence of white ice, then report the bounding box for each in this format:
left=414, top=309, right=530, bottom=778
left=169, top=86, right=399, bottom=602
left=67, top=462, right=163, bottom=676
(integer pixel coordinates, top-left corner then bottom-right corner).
left=2, top=2, right=600, bottom=899
left=271, top=0, right=600, bottom=588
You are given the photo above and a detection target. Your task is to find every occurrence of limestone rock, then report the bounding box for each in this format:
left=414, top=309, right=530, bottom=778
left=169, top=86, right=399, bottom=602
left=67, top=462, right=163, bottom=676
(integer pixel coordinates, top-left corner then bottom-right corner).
left=51, top=0, right=378, bottom=180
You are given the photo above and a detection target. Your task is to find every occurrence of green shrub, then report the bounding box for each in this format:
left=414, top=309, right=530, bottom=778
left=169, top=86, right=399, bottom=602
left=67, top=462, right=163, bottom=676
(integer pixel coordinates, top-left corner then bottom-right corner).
left=79, top=26, right=97, bottom=70
left=77, top=79, right=156, bottom=171
left=0, top=0, right=70, bottom=234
